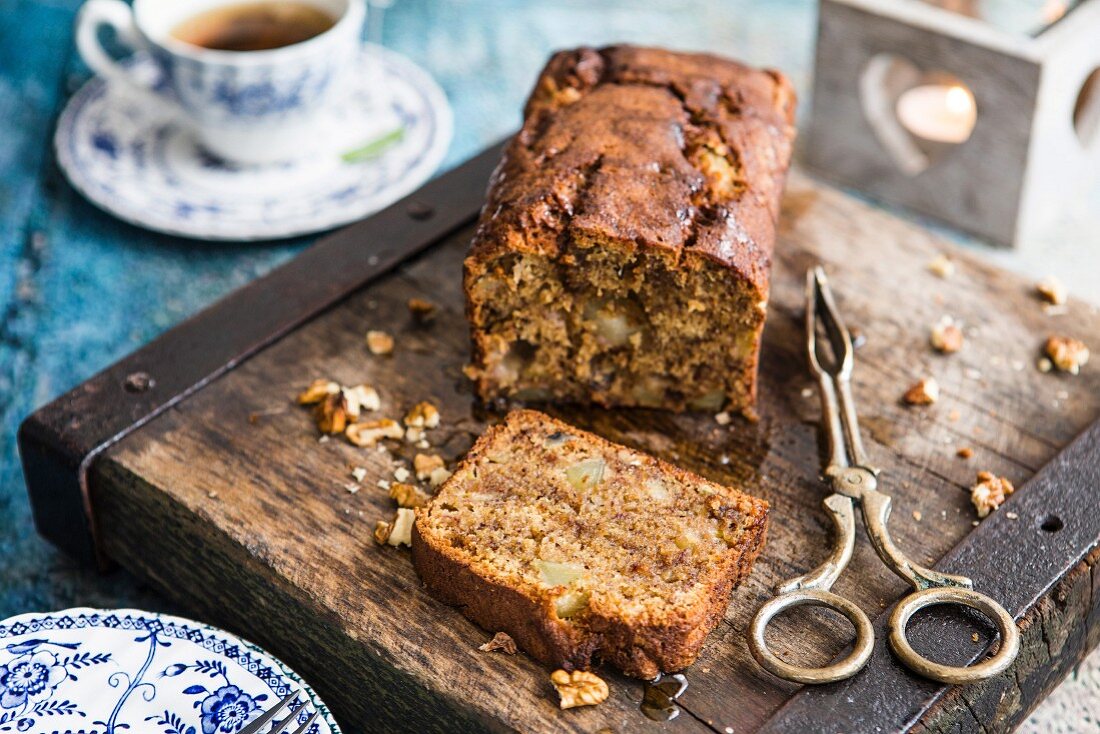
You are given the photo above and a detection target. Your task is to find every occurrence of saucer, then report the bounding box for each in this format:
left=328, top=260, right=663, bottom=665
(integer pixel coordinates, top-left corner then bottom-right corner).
left=55, top=44, right=452, bottom=241
left=0, top=607, right=340, bottom=733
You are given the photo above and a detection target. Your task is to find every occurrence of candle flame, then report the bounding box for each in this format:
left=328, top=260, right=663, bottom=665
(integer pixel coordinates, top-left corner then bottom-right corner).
left=945, top=85, right=974, bottom=115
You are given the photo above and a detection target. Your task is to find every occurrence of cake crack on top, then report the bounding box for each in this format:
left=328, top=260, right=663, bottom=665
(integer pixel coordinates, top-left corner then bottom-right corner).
left=465, top=46, right=797, bottom=414
left=412, top=410, right=770, bottom=678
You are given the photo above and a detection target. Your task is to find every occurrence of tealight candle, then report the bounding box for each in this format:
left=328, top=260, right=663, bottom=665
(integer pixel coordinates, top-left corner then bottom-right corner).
left=895, top=84, right=977, bottom=144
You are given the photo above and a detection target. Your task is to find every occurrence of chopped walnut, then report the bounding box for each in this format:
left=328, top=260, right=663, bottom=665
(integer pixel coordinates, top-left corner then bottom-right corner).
left=390, top=482, right=430, bottom=508
left=394, top=466, right=411, bottom=482
left=373, top=520, right=392, bottom=545
left=479, top=632, right=517, bottom=655
left=387, top=508, right=415, bottom=546
left=408, top=298, right=436, bottom=322
left=927, top=254, right=955, bottom=279
left=550, top=670, right=609, bottom=709
left=930, top=316, right=964, bottom=354
left=314, top=392, right=351, bottom=434
left=344, top=384, right=381, bottom=415
left=345, top=418, right=404, bottom=447
left=405, top=401, right=440, bottom=429
left=714, top=411, right=731, bottom=426
left=1037, top=357, right=1053, bottom=373
left=366, top=330, right=394, bottom=355
left=414, top=453, right=445, bottom=480
left=297, top=379, right=339, bottom=404
left=903, top=377, right=939, bottom=406
left=1036, top=276, right=1067, bottom=306
left=970, top=471, right=1014, bottom=518
left=351, top=467, right=367, bottom=482
left=1044, top=336, right=1090, bottom=375
left=429, top=467, right=453, bottom=487
left=405, top=426, right=426, bottom=444
left=956, top=447, right=974, bottom=459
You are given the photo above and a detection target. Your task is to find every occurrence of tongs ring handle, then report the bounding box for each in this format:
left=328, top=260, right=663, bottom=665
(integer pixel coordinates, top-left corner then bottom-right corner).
left=888, top=587, right=1020, bottom=684
left=748, top=588, right=875, bottom=685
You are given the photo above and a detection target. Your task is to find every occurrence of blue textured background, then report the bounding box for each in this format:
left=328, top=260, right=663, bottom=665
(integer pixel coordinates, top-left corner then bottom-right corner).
left=1, top=1, right=1096, bottom=727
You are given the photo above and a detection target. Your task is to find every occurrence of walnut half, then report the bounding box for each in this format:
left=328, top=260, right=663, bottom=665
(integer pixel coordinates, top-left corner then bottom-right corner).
left=550, top=669, right=609, bottom=709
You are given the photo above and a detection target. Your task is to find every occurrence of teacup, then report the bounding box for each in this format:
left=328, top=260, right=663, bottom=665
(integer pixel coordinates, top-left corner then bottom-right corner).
left=76, top=0, right=366, bottom=165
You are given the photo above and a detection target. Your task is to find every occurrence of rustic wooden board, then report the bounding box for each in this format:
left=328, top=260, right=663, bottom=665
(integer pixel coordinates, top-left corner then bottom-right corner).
left=52, top=162, right=1100, bottom=732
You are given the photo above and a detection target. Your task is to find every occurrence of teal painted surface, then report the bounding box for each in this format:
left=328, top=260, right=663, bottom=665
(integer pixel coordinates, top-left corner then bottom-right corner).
left=0, top=0, right=818, bottom=619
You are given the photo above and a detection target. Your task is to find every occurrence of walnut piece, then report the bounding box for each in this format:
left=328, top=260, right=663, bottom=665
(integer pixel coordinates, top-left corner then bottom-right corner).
left=373, top=520, right=392, bottom=545
left=714, top=411, right=731, bottom=426
left=956, top=447, right=974, bottom=459
left=550, top=670, right=609, bottom=709
left=1044, top=336, right=1090, bottom=375
left=927, top=254, right=955, bottom=279
left=479, top=632, right=517, bottom=655
left=366, top=330, right=394, bottom=355
left=903, top=377, right=939, bottom=406
left=1036, top=276, right=1067, bottom=306
left=414, top=453, right=445, bottom=480
left=297, top=379, right=339, bottom=405
left=930, top=316, right=964, bottom=354
left=390, top=482, right=430, bottom=508
left=344, top=384, right=381, bottom=415
left=314, top=392, right=351, bottom=434
left=429, top=467, right=453, bottom=487
left=970, top=471, right=1014, bottom=518
left=405, top=401, right=441, bottom=429
left=345, top=418, right=404, bottom=447
left=408, top=298, right=437, bottom=322
left=387, top=508, right=415, bottom=546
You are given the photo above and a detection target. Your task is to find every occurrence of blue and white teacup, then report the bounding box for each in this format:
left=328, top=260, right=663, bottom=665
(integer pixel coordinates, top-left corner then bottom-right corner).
left=76, top=0, right=366, bottom=165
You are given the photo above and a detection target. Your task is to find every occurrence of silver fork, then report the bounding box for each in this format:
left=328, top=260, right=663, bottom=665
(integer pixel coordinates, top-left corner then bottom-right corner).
left=240, top=691, right=320, bottom=734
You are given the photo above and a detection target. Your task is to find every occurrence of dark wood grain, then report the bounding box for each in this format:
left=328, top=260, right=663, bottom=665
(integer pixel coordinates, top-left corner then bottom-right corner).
left=69, top=168, right=1100, bottom=732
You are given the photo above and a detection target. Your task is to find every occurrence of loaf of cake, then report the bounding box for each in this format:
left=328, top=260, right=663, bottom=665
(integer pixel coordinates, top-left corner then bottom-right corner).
left=463, top=45, right=797, bottom=415
left=411, top=409, right=769, bottom=678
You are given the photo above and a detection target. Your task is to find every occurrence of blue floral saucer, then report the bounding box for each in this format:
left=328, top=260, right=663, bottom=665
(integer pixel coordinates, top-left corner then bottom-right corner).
left=0, top=607, right=340, bottom=734
left=55, top=44, right=452, bottom=241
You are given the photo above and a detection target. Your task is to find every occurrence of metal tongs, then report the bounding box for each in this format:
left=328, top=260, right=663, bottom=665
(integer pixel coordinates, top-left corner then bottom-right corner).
left=747, top=267, right=1019, bottom=685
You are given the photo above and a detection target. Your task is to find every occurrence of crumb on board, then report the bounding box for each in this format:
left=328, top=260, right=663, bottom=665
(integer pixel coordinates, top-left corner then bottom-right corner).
left=912, top=510, right=922, bottom=522
left=970, top=471, right=1015, bottom=518
left=366, top=330, right=395, bottom=355
left=927, top=253, right=955, bottom=279
left=903, top=377, right=939, bottom=406
left=714, top=411, right=731, bottom=426
left=394, top=466, right=410, bottom=482
left=956, top=446, right=974, bottom=459
left=1036, top=275, right=1067, bottom=306
left=351, top=467, right=367, bottom=482
left=408, top=297, right=437, bottom=322
left=1044, top=335, right=1090, bottom=375
left=479, top=632, right=518, bottom=655
left=930, top=316, right=964, bottom=354
left=972, top=633, right=980, bottom=643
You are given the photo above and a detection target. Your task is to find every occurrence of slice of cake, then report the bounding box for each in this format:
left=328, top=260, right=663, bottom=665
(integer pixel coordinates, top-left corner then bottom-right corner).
left=463, top=45, right=797, bottom=415
left=411, top=409, right=769, bottom=678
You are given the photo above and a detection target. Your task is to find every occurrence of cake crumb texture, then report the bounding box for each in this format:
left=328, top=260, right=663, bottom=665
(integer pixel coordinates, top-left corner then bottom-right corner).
left=412, top=409, right=769, bottom=678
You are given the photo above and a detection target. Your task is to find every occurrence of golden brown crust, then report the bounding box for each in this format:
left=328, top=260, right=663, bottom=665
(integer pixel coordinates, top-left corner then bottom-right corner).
left=411, top=409, right=769, bottom=678
left=466, top=44, right=796, bottom=297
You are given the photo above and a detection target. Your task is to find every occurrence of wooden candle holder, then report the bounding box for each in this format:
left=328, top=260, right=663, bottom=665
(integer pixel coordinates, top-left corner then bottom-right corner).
left=804, top=0, right=1100, bottom=248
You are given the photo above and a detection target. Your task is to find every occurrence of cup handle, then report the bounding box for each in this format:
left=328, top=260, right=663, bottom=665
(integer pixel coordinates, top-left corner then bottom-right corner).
left=75, top=0, right=156, bottom=95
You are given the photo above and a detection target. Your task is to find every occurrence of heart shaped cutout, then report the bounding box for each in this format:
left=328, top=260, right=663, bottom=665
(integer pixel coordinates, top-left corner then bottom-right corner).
left=1073, top=67, right=1100, bottom=149
left=859, top=54, right=977, bottom=176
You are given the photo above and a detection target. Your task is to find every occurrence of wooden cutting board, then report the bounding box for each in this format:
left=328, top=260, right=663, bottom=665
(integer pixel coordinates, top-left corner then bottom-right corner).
left=21, top=145, right=1100, bottom=733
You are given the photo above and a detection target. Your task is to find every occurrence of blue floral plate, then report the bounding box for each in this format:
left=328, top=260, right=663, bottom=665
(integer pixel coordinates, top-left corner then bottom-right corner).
left=55, top=44, right=452, bottom=241
left=0, top=607, right=340, bottom=734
